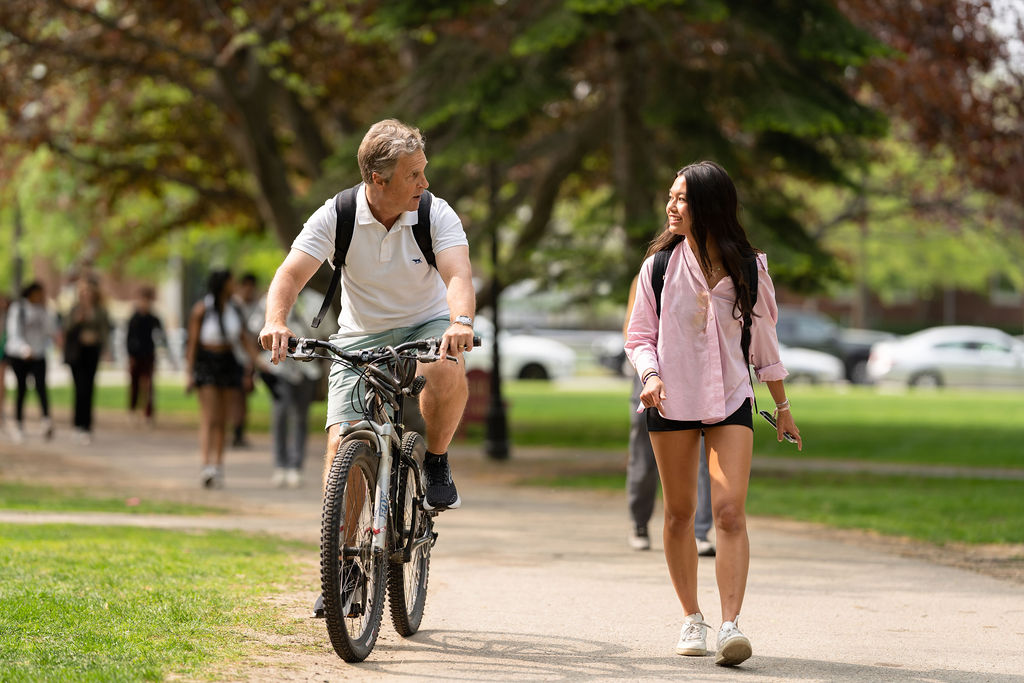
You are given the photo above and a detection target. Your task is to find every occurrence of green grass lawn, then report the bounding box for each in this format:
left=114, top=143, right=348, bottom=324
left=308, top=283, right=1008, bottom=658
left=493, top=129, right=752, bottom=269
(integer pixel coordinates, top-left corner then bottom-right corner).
left=0, top=524, right=312, bottom=682
left=496, top=382, right=1024, bottom=469
left=525, top=470, right=1024, bottom=545
left=0, top=482, right=227, bottom=516
left=59, top=380, right=1024, bottom=468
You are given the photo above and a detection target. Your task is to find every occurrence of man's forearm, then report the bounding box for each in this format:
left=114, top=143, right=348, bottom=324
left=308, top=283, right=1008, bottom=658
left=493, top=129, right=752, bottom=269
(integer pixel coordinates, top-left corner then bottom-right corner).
left=265, top=267, right=303, bottom=327
left=446, top=273, right=476, bottom=321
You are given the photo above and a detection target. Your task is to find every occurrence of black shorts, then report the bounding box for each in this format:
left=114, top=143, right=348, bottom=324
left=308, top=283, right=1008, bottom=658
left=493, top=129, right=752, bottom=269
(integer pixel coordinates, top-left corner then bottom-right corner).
left=646, top=398, right=753, bottom=433
left=193, top=348, right=243, bottom=389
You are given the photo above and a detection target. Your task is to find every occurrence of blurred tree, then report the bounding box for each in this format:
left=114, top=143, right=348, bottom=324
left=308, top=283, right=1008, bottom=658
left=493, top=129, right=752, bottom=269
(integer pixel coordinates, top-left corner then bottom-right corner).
left=379, top=0, right=891, bottom=301
left=1, top=0, right=1020, bottom=304
left=840, top=0, right=1024, bottom=204
left=792, top=131, right=1024, bottom=326
left=0, top=0, right=394, bottom=273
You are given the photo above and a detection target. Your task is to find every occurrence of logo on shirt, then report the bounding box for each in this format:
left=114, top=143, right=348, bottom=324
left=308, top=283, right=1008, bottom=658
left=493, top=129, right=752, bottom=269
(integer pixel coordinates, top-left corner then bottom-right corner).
left=412, top=258, right=423, bottom=264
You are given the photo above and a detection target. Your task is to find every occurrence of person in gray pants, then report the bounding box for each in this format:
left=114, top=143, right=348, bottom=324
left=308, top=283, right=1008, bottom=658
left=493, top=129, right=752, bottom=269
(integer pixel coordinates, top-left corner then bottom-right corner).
left=628, top=375, right=716, bottom=553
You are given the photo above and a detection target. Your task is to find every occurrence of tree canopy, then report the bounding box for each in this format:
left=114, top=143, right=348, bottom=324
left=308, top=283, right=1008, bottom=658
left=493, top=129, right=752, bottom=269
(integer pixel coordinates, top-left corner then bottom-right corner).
left=1, top=0, right=1020, bottom=306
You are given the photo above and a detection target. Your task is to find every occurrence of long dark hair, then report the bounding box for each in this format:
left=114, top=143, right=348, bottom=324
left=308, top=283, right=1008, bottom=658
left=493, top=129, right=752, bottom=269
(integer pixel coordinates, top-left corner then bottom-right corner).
left=205, top=269, right=233, bottom=339
left=645, top=161, right=759, bottom=322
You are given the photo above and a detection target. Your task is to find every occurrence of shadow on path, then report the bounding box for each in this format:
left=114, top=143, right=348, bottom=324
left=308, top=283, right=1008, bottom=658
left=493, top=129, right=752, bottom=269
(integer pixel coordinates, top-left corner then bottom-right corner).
left=346, top=629, right=1018, bottom=682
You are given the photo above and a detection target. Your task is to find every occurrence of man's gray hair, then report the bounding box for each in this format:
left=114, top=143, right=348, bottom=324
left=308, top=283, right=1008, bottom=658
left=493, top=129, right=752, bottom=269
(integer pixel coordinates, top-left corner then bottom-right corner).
left=357, top=119, right=425, bottom=183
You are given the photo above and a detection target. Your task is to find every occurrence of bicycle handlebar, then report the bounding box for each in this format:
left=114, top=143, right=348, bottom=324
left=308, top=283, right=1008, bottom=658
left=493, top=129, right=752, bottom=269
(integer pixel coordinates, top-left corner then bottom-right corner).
left=286, top=335, right=481, bottom=365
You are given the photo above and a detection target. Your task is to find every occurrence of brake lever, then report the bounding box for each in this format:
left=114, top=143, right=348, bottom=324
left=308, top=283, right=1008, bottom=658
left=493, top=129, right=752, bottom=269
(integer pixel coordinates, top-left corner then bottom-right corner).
left=288, top=338, right=317, bottom=361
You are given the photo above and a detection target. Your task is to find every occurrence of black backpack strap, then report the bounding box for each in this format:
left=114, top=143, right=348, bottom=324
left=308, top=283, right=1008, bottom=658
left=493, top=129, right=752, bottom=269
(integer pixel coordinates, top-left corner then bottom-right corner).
left=651, top=249, right=671, bottom=317
left=412, top=190, right=435, bottom=267
left=739, top=256, right=759, bottom=364
left=739, top=255, right=759, bottom=408
left=311, top=185, right=359, bottom=329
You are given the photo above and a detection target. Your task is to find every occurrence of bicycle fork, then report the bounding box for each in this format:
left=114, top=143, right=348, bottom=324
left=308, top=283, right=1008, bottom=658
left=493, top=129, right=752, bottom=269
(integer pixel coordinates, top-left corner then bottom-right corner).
left=370, top=424, right=396, bottom=553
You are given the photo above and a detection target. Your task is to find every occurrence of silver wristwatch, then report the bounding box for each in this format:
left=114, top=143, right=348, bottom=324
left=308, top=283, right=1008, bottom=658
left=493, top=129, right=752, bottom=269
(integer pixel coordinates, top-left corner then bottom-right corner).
left=453, top=315, right=473, bottom=328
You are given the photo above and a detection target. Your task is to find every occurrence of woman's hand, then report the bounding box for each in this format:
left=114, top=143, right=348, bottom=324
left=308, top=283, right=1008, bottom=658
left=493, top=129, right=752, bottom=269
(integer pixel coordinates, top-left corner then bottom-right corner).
left=639, top=376, right=667, bottom=412
left=776, top=409, right=802, bottom=451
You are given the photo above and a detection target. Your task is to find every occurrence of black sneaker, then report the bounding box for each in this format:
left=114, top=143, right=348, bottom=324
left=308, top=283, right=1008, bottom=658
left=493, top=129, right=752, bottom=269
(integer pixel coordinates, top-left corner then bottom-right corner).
left=422, top=453, right=461, bottom=511
left=312, top=593, right=325, bottom=619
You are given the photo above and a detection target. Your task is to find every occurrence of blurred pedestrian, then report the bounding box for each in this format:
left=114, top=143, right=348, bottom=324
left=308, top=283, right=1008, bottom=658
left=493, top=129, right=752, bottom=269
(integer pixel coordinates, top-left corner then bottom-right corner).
left=252, top=292, right=322, bottom=488
left=63, top=275, right=112, bottom=444
left=125, top=285, right=166, bottom=427
left=626, top=161, right=801, bottom=666
left=4, top=282, right=58, bottom=443
left=0, top=294, right=9, bottom=430
left=185, top=270, right=263, bottom=488
left=624, top=275, right=716, bottom=556
left=230, top=272, right=261, bottom=448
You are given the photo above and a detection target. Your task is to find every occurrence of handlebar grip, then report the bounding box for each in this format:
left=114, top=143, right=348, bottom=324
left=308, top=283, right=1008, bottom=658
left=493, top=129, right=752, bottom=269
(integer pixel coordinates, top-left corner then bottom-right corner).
left=287, top=337, right=298, bottom=351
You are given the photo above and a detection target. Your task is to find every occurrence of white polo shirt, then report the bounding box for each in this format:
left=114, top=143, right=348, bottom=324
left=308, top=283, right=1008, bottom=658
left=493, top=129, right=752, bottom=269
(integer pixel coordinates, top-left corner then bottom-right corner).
left=291, top=183, right=468, bottom=335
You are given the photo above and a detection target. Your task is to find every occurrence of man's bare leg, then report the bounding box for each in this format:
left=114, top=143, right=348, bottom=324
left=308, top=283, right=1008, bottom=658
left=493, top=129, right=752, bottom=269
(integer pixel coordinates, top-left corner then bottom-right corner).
left=416, top=354, right=467, bottom=510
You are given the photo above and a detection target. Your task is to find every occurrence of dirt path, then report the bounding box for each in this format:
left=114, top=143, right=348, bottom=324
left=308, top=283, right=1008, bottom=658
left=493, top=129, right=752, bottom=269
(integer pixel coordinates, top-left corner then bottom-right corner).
left=2, top=419, right=1024, bottom=681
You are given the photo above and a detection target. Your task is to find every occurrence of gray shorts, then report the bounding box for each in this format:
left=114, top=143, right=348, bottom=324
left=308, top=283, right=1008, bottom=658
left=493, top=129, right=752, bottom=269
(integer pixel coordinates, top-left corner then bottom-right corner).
left=324, top=317, right=451, bottom=429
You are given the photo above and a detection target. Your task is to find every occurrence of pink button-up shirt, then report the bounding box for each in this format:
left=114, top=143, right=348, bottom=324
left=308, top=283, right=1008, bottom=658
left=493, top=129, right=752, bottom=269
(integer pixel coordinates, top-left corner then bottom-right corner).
left=625, top=239, right=788, bottom=423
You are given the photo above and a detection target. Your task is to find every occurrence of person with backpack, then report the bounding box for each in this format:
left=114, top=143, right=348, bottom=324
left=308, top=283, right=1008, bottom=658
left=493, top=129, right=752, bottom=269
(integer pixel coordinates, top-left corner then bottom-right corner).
left=623, top=275, right=716, bottom=557
left=259, top=119, right=475, bottom=516
left=4, top=282, right=58, bottom=443
left=186, top=270, right=263, bottom=488
left=625, top=161, right=802, bottom=667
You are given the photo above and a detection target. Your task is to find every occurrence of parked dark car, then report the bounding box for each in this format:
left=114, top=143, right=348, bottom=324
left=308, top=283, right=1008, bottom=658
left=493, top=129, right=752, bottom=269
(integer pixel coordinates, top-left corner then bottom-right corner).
left=775, top=307, right=895, bottom=384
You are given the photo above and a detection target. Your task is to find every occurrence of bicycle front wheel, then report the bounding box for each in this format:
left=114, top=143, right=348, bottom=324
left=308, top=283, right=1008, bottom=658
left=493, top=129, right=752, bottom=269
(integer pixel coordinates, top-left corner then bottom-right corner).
left=387, top=431, right=432, bottom=636
left=321, top=440, right=386, bottom=662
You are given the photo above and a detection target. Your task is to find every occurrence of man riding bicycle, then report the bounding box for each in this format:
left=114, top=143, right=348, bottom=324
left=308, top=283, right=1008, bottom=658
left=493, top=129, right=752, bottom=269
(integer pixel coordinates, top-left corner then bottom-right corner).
left=259, top=119, right=475, bottom=516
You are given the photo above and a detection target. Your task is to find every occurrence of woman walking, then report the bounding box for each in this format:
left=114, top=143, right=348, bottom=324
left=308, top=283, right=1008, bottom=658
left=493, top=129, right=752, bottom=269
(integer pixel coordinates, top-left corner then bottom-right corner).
left=4, top=282, right=58, bottom=443
left=625, top=161, right=801, bottom=667
left=63, top=276, right=112, bottom=444
left=185, top=270, right=261, bottom=488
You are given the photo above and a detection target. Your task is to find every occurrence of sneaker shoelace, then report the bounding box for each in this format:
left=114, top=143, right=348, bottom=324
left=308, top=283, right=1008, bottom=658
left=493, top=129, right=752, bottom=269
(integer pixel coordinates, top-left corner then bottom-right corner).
left=682, top=621, right=706, bottom=641
left=426, top=459, right=452, bottom=486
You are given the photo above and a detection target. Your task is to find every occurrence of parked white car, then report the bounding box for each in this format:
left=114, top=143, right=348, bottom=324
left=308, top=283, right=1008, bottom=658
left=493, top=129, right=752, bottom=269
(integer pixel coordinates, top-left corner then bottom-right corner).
left=867, top=326, right=1024, bottom=388
left=779, top=343, right=845, bottom=384
left=464, top=317, right=576, bottom=381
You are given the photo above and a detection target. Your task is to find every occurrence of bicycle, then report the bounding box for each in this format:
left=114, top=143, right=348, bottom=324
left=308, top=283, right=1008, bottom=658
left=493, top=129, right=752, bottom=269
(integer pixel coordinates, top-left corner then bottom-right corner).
left=286, top=334, right=479, bottom=662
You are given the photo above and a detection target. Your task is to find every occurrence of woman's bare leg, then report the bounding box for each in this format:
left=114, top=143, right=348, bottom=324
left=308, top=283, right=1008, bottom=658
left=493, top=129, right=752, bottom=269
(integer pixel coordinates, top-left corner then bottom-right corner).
left=649, top=428, right=704, bottom=616
left=704, top=424, right=753, bottom=623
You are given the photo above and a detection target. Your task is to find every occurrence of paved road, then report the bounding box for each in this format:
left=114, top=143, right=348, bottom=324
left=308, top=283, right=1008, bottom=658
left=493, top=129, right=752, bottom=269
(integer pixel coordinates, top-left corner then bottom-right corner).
left=2, top=420, right=1024, bottom=681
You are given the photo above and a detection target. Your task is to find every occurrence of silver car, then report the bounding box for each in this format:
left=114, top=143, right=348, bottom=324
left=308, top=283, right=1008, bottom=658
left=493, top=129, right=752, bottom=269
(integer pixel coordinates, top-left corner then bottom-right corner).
left=464, top=317, right=576, bottom=381
left=867, top=326, right=1024, bottom=388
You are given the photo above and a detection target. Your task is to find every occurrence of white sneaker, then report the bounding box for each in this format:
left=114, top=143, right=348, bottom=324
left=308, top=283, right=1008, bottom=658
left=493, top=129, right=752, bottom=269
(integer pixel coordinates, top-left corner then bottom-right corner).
left=285, top=469, right=302, bottom=489
left=628, top=525, right=651, bottom=551
left=716, top=619, right=752, bottom=666
left=10, top=424, right=26, bottom=444
left=696, top=538, right=716, bottom=557
left=271, top=468, right=287, bottom=488
left=675, top=612, right=708, bottom=656
left=201, top=465, right=218, bottom=489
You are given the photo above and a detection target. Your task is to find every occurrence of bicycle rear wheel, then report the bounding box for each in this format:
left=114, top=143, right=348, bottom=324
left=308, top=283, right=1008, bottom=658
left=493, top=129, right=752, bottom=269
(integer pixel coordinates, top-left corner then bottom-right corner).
left=321, top=440, right=386, bottom=662
left=387, top=431, right=433, bottom=636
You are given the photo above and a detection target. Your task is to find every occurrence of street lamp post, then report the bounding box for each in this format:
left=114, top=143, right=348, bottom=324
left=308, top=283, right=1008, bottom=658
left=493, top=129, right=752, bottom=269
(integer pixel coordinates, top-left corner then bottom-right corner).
left=484, top=162, right=509, bottom=460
